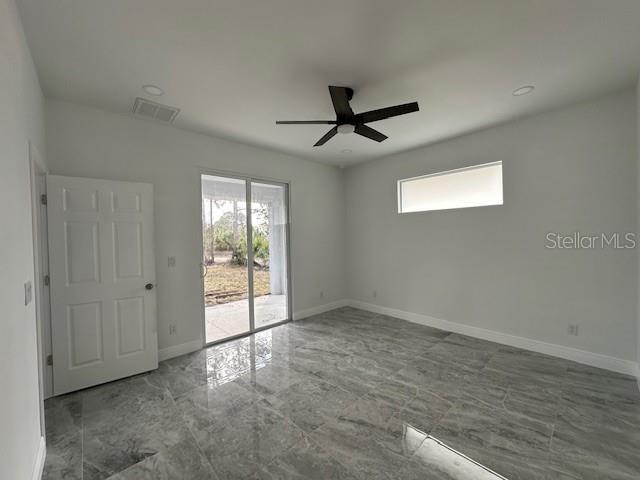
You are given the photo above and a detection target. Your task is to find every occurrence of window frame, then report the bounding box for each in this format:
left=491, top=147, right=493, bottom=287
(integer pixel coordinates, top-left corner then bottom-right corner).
left=397, top=160, right=503, bottom=214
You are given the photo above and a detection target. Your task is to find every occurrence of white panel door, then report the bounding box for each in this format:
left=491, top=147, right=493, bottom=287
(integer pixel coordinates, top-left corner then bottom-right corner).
left=47, top=175, right=157, bottom=394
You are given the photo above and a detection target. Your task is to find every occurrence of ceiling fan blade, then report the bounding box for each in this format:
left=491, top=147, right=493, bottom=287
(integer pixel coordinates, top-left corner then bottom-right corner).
left=328, top=86, right=354, bottom=117
left=276, top=120, right=336, bottom=124
left=313, top=126, right=339, bottom=146
left=354, top=124, right=388, bottom=142
left=357, top=102, right=419, bottom=124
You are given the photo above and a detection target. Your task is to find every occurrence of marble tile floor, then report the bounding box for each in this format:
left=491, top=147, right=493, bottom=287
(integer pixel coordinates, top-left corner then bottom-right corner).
left=42, top=307, right=640, bottom=480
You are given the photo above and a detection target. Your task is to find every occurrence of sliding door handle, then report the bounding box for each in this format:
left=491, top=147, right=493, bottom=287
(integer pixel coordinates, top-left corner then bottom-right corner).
left=200, top=263, right=208, bottom=278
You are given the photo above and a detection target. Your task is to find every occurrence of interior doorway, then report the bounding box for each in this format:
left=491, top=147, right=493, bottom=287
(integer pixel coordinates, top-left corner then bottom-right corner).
left=200, top=173, right=291, bottom=344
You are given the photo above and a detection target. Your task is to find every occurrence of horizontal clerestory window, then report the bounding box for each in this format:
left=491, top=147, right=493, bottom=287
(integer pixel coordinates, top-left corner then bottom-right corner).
left=397, top=161, right=503, bottom=213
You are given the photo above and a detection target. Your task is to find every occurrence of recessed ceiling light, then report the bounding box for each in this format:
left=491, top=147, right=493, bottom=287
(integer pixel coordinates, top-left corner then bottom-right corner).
left=512, top=85, right=535, bottom=97
left=142, top=84, right=164, bottom=96
left=341, top=149, right=352, bottom=154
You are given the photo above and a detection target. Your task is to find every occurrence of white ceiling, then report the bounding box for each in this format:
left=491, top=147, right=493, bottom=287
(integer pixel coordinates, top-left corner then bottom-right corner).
left=17, top=0, right=640, bottom=166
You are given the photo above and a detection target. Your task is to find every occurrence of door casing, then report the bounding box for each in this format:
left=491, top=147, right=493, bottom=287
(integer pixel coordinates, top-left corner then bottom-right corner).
left=28, top=142, right=49, bottom=436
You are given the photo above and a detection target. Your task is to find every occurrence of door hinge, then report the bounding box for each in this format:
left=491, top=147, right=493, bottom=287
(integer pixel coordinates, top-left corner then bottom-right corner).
left=44, top=274, right=50, bottom=286
left=40, top=194, right=47, bottom=205
left=46, top=354, right=53, bottom=366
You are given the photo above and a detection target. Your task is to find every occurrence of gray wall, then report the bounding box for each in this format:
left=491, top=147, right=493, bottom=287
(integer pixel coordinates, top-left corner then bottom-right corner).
left=46, top=99, right=346, bottom=353
left=0, top=0, right=46, bottom=477
left=345, top=90, right=638, bottom=361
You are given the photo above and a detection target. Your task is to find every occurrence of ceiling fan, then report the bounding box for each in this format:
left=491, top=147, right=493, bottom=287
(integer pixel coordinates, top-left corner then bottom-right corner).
left=276, top=86, right=419, bottom=146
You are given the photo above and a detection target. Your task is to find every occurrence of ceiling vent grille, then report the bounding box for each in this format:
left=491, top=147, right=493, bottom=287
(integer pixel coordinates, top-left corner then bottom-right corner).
left=132, top=97, right=180, bottom=123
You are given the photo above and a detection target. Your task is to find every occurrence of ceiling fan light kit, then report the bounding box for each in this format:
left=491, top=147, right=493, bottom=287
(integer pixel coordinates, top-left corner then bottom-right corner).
left=337, top=124, right=355, bottom=134
left=276, top=86, right=419, bottom=146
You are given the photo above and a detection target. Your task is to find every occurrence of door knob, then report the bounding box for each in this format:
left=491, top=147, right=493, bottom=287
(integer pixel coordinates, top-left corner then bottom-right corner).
left=145, top=283, right=154, bottom=290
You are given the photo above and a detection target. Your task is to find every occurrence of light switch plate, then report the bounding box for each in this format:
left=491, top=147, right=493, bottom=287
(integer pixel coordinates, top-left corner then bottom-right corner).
left=168, top=256, right=176, bottom=267
left=24, top=281, right=33, bottom=306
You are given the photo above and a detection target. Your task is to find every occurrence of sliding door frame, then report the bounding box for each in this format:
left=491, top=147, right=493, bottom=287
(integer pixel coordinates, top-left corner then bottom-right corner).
left=198, top=168, right=292, bottom=347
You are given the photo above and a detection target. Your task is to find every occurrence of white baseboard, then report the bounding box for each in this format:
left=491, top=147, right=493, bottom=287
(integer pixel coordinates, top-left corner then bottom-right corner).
left=293, top=299, right=349, bottom=321
left=158, top=338, right=203, bottom=361
left=347, top=299, right=638, bottom=377
left=31, top=436, right=46, bottom=480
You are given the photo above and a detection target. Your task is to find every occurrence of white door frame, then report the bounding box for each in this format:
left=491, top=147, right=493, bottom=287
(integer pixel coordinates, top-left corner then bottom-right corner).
left=28, top=142, right=51, bottom=437
left=197, top=168, right=293, bottom=346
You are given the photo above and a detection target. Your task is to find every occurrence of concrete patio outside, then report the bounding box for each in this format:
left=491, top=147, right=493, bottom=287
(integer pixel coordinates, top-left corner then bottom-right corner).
left=205, top=294, right=287, bottom=343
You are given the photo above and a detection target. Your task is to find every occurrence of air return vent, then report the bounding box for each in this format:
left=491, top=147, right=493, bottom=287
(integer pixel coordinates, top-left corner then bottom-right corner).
left=132, top=97, right=180, bottom=123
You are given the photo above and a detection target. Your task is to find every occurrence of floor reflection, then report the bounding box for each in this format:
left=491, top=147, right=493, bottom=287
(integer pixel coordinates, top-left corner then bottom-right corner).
left=42, top=308, right=640, bottom=480
left=205, top=330, right=274, bottom=387
left=407, top=424, right=507, bottom=479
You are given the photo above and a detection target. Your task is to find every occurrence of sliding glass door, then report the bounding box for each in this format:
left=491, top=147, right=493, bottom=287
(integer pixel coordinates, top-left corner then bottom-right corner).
left=201, top=174, right=290, bottom=345
left=250, top=181, right=289, bottom=329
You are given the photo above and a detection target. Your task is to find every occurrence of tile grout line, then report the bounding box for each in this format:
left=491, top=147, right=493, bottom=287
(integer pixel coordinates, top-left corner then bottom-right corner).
left=165, top=385, right=222, bottom=480
left=80, top=393, right=84, bottom=480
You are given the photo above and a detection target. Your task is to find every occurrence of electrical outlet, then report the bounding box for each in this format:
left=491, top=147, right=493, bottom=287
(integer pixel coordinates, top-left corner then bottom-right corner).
left=568, top=324, right=579, bottom=336
left=168, top=256, right=176, bottom=267
left=372, top=290, right=377, bottom=299
left=169, top=325, right=177, bottom=335
left=319, top=291, right=324, bottom=299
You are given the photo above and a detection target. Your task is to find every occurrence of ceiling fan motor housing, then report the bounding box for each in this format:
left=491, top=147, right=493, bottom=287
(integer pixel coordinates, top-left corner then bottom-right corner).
left=344, top=87, right=354, bottom=101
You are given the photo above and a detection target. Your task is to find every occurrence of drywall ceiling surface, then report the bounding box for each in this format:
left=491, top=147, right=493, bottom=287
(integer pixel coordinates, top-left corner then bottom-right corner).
left=17, top=0, right=640, bottom=165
